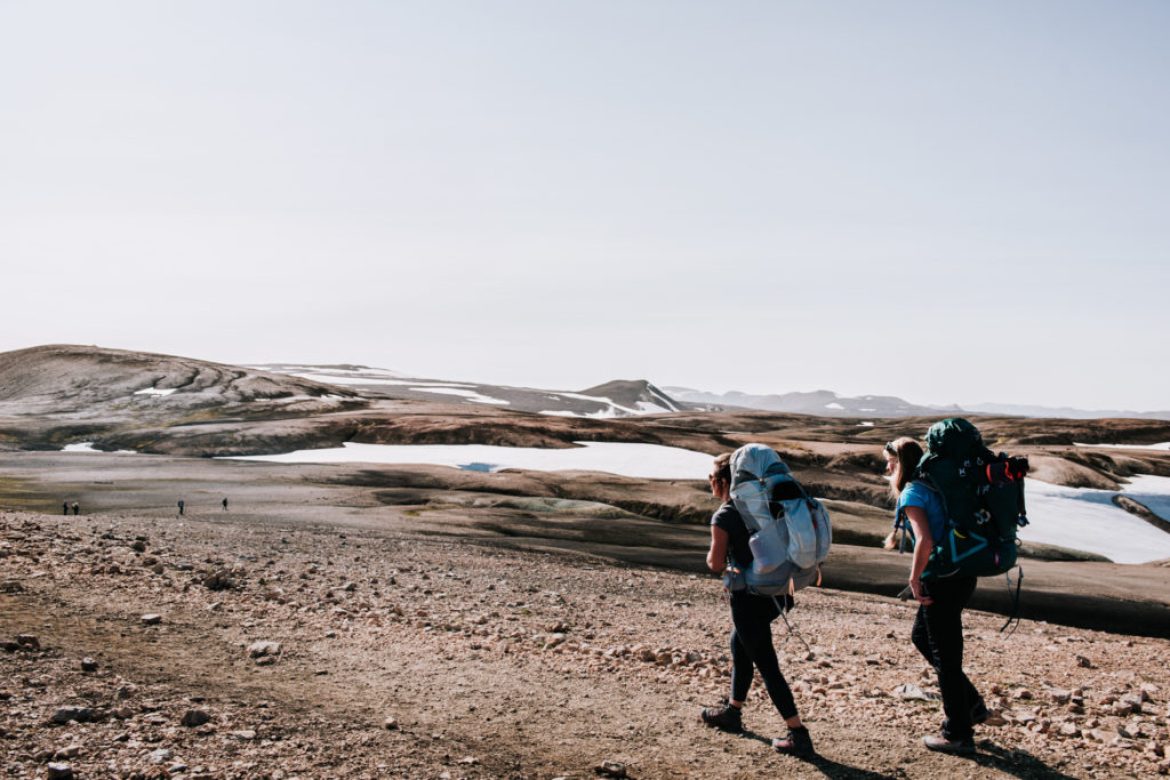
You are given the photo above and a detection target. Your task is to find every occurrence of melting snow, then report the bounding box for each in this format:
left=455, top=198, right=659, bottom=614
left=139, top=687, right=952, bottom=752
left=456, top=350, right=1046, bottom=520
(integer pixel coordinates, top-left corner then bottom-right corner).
left=291, top=373, right=411, bottom=386
left=225, top=441, right=715, bottom=480
left=1018, top=478, right=1170, bottom=564
left=1124, top=474, right=1170, bottom=525
left=409, top=387, right=509, bottom=405
left=1075, top=441, right=1170, bottom=451
left=61, top=442, right=137, bottom=454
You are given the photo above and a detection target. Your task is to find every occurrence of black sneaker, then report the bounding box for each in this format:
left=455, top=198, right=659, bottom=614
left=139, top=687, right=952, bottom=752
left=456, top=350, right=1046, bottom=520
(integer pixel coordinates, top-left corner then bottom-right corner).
left=772, top=726, right=814, bottom=757
left=700, top=702, right=743, bottom=733
left=923, top=733, right=975, bottom=754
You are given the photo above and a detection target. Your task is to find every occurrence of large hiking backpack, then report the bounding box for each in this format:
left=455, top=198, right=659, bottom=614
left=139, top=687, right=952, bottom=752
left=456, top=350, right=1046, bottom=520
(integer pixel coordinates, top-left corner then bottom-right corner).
left=907, top=418, right=1030, bottom=580
left=726, top=444, right=832, bottom=596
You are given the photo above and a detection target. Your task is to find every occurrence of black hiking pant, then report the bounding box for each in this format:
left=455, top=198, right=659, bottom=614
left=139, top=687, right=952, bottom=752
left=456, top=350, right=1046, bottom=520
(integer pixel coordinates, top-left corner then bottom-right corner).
left=912, top=575, right=981, bottom=740
left=728, top=591, right=798, bottom=720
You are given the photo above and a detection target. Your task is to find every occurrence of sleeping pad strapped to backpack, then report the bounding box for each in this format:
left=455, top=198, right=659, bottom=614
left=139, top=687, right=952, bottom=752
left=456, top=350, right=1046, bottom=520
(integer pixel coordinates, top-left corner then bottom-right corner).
left=909, top=418, right=1030, bottom=580
left=726, top=444, right=832, bottom=596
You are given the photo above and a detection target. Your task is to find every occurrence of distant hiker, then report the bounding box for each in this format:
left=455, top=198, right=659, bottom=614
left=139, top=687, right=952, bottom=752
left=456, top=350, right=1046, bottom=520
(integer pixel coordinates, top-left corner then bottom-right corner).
left=884, top=435, right=988, bottom=754
left=222, top=497, right=228, bottom=511
left=699, top=450, right=816, bottom=757
left=63, top=501, right=69, bottom=516
left=177, top=499, right=185, bottom=516
left=72, top=501, right=79, bottom=516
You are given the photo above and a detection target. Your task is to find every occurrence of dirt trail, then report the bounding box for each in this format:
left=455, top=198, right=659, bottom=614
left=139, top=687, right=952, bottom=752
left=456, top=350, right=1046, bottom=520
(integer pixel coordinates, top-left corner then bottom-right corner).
left=5, top=507, right=1170, bottom=779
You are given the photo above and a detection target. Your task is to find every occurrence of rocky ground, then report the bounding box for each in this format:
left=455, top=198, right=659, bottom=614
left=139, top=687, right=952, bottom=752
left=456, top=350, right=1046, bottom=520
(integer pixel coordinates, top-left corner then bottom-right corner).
left=4, top=502, right=1170, bottom=780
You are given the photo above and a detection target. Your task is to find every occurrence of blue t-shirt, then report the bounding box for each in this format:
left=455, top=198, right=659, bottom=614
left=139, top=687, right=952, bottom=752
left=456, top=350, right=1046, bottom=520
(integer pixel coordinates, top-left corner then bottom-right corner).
left=897, top=481, right=947, bottom=543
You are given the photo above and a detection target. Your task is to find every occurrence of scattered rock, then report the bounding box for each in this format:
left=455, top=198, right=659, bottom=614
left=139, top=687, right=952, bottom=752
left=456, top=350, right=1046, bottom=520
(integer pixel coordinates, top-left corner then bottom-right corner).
left=80, top=657, right=98, bottom=672
left=982, top=710, right=1008, bottom=727
left=228, top=729, right=257, bottom=740
left=49, top=706, right=93, bottom=724
left=149, top=748, right=173, bottom=764
left=16, top=634, right=40, bottom=650
left=180, top=708, right=211, bottom=727
left=141, top=614, right=162, bottom=625
left=46, top=763, right=74, bottom=780
left=383, top=717, right=399, bottom=730
left=596, top=760, right=628, bottom=778
left=1076, top=655, right=1094, bottom=669
left=247, top=640, right=281, bottom=659
left=202, top=569, right=237, bottom=591
left=894, top=683, right=935, bottom=702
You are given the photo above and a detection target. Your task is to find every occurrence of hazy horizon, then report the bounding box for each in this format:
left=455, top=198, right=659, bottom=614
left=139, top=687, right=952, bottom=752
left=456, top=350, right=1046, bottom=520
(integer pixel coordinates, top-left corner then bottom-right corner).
left=2, top=2, right=1167, bottom=410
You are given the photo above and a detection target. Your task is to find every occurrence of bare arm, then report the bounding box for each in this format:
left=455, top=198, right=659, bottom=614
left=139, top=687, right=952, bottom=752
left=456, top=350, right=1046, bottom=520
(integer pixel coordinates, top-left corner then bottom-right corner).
left=904, top=505, right=935, bottom=605
left=707, top=525, right=729, bottom=573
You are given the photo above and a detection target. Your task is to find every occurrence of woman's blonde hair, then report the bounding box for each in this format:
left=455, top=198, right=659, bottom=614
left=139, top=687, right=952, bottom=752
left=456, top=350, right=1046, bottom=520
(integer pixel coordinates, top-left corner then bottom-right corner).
left=886, top=437, right=924, bottom=499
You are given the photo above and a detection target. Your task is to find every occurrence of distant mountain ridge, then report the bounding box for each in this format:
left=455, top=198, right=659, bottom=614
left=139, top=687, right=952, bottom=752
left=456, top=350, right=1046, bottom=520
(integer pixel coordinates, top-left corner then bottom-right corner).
left=962, top=402, right=1170, bottom=421
left=662, top=387, right=957, bottom=418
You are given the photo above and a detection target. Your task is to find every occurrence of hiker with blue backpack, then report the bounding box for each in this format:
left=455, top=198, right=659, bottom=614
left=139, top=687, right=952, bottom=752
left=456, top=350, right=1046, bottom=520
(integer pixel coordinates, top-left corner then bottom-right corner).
left=700, top=445, right=832, bottom=757
left=884, top=419, right=1028, bottom=754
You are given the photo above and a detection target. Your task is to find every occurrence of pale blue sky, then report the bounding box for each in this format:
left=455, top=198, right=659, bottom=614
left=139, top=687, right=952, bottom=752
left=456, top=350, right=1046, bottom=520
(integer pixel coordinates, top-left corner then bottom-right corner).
left=1, top=1, right=1167, bottom=410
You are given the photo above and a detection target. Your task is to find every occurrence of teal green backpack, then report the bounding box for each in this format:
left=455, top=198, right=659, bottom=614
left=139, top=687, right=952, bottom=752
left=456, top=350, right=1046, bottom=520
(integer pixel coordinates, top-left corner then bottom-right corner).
left=901, top=418, right=1029, bottom=580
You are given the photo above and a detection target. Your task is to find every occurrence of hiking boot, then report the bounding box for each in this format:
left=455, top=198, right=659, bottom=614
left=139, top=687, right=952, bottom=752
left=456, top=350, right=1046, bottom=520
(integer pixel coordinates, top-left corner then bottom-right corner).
left=772, top=726, right=814, bottom=757
left=700, top=702, right=743, bottom=733
left=970, top=699, right=989, bottom=726
left=923, top=733, right=975, bottom=754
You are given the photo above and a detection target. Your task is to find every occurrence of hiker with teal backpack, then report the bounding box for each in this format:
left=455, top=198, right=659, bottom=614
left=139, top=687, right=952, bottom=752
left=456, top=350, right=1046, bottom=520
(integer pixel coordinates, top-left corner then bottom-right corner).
left=700, top=446, right=832, bottom=757
left=884, top=420, right=1028, bottom=754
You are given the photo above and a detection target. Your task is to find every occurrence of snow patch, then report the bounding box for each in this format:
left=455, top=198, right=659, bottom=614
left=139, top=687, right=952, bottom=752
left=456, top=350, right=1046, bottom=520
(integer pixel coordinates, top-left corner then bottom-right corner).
left=824, top=402, right=845, bottom=410
left=410, top=387, right=509, bottom=405
left=134, top=387, right=177, bottom=397
left=224, top=441, right=715, bottom=480
left=61, top=442, right=137, bottom=454
left=1019, top=479, right=1170, bottom=564
left=1123, top=474, right=1170, bottom=524
left=857, top=421, right=875, bottom=427
left=1075, top=441, right=1170, bottom=451
left=290, top=372, right=409, bottom=387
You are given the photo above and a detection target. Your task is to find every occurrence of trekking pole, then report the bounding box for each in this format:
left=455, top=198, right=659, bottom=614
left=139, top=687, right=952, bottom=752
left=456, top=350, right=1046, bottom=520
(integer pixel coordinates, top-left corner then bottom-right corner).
left=772, top=596, right=813, bottom=656
left=999, top=567, right=1023, bottom=635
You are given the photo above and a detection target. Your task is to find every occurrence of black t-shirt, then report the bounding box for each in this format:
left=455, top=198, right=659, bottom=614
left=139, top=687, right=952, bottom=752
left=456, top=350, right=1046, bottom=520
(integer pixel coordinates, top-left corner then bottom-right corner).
left=711, top=501, right=752, bottom=569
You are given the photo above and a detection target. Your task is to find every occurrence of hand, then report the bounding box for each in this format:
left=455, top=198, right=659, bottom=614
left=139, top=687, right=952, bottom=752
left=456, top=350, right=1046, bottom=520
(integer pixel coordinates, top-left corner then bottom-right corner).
left=909, top=577, right=933, bottom=605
